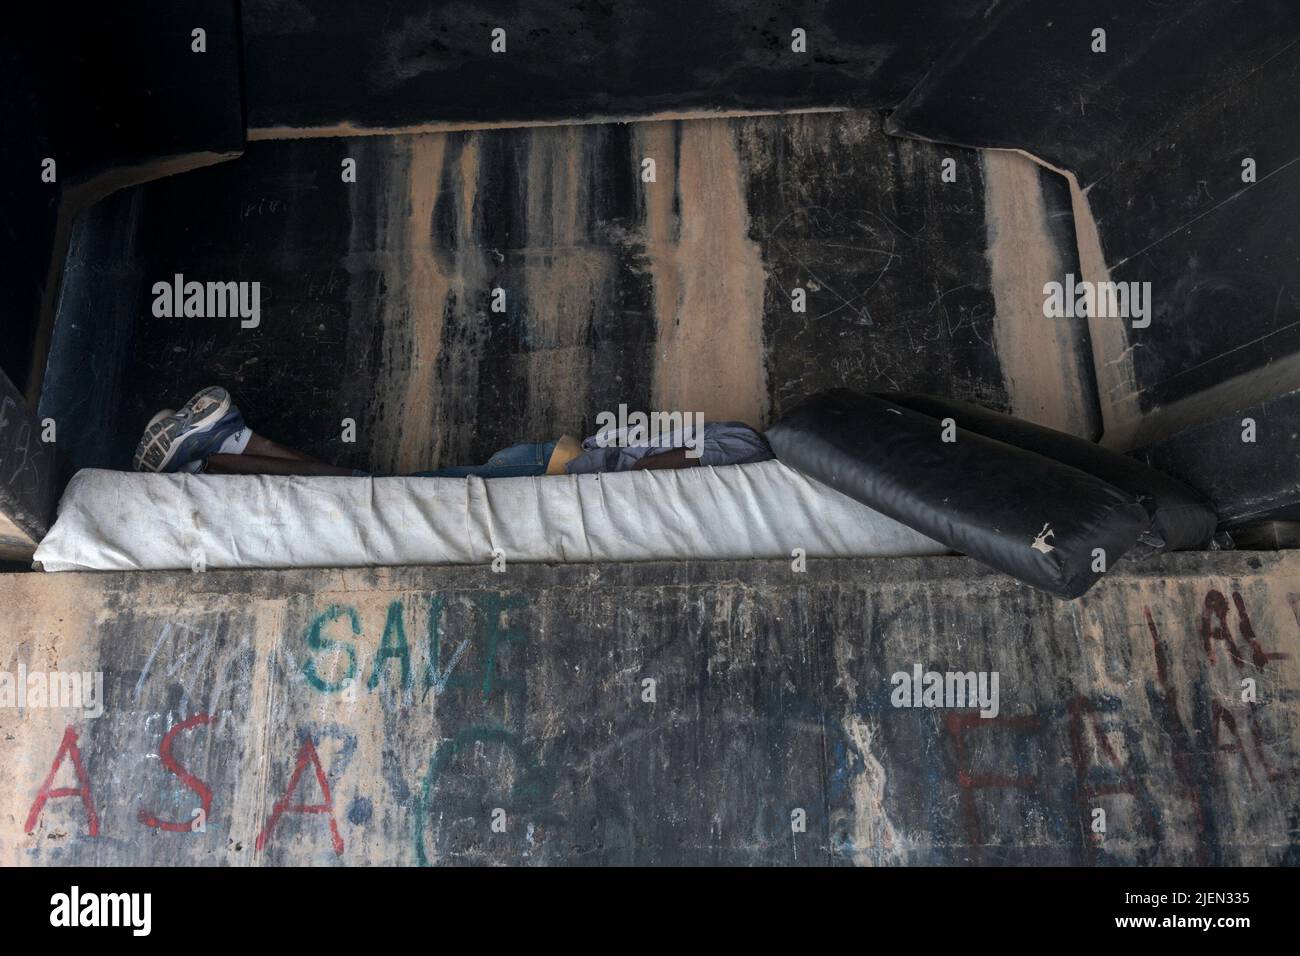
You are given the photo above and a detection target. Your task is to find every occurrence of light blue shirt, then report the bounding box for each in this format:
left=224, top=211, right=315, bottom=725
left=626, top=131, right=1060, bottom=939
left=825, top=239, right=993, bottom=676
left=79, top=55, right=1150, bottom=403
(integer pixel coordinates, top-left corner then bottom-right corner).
left=565, top=422, right=773, bottom=474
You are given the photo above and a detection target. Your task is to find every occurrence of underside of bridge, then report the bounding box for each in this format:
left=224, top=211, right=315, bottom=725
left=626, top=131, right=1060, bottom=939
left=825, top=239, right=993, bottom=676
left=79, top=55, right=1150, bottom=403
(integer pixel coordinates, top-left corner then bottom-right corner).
left=1, top=1, right=1297, bottom=871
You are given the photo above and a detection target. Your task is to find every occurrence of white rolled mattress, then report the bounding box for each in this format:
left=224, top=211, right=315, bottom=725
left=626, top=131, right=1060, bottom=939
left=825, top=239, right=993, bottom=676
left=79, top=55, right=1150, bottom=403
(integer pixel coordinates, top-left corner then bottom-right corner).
left=32, top=461, right=946, bottom=572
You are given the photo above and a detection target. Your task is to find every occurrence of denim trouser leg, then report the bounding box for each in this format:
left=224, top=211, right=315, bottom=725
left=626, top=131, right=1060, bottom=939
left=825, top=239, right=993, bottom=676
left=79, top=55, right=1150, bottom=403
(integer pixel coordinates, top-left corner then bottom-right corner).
left=407, top=440, right=557, bottom=479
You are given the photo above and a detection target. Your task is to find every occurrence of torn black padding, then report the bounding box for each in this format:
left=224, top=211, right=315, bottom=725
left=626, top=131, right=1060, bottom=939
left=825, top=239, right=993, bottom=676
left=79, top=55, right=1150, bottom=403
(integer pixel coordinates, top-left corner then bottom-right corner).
left=880, top=392, right=1218, bottom=550
left=766, top=390, right=1151, bottom=599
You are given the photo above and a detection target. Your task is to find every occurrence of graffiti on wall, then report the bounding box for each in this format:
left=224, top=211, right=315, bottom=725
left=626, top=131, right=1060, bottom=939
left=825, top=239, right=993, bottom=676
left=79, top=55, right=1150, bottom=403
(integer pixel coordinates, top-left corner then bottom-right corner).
left=11, top=576, right=1300, bottom=865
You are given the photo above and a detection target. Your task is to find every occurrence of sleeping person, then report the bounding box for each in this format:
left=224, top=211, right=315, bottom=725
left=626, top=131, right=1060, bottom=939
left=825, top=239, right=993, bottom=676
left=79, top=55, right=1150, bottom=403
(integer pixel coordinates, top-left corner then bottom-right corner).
left=132, top=386, right=773, bottom=478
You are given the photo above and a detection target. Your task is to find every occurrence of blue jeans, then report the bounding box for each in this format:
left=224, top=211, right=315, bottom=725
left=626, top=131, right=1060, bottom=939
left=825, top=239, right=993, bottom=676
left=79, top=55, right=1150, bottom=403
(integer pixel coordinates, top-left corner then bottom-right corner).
left=407, top=440, right=557, bottom=479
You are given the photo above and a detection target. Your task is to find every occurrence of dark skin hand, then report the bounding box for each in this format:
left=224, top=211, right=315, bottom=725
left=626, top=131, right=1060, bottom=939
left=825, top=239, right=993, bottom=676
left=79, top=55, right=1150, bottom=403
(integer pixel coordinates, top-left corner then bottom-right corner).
left=630, top=447, right=702, bottom=470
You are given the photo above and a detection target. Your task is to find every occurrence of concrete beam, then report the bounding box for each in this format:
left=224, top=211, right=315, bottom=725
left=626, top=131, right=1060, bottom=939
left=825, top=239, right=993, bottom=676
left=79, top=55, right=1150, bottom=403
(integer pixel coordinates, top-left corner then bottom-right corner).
left=2, top=551, right=1297, bottom=865
left=1136, top=387, right=1300, bottom=527
left=0, top=369, right=54, bottom=560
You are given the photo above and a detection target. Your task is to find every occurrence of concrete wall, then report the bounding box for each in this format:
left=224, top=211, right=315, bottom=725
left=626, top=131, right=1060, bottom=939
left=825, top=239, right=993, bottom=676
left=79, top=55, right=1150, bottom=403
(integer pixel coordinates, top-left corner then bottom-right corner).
left=0, top=369, right=54, bottom=560
left=2, top=551, right=1297, bottom=865
left=41, top=110, right=1096, bottom=477
left=890, top=0, right=1300, bottom=451
left=239, top=0, right=991, bottom=133
left=3, top=3, right=243, bottom=395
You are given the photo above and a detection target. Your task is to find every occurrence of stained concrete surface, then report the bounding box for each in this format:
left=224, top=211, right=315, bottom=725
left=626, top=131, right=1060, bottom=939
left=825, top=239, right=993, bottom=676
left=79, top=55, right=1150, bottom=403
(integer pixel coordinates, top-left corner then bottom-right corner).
left=0, top=369, right=53, bottom=559
left=2, top=2, right=244, bottom=394
left=240, top=0, right=994, bottom=133
left=41, top=110, right=1093, bottom=478
left=1, top=551, right=1297, bottom=865
left=888, top=0, right=1300, bottom=446
left=1137, top=388, right=1300, bottom=528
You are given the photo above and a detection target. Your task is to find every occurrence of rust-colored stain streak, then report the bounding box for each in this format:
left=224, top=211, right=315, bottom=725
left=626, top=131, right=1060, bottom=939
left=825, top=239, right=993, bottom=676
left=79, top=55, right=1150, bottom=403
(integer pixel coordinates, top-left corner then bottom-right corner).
left=522, top=126, right=614, bottom=436
left=346, top=115, right=1099, bottom=465
left=1070, top=173, right=1138, bottom=443
left=437, top=134, right=491, bottom=468
left=649, top=119, right=769, bottom=428
left=982, top=150, right=1093, bottom=437
left=372, top=134, right=452, bottom=474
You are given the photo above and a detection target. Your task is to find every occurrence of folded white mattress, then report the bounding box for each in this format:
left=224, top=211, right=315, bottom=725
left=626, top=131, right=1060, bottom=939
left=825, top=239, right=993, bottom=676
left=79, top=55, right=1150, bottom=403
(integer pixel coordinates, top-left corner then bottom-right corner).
left=32, top=462, right=946, bottom=572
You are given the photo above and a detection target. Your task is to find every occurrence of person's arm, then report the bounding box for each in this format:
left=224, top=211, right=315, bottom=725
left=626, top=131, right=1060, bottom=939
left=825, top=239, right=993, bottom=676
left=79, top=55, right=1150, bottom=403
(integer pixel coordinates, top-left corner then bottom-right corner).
left=630, top=448, right=701, bottom=471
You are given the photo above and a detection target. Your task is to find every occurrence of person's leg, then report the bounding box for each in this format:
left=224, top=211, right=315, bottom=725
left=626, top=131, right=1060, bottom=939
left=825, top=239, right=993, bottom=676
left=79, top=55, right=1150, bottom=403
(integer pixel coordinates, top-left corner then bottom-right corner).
left=205, top=454, right=354, bottom=476
left=410, top=440, right=558, bottom=479
left=135, top=386, right=356, bottom=475
left=242, top=432, right=322, bottom=462
left=134, top=386, right=248, bottom=472
left=134, top=387, right=565, bottom=479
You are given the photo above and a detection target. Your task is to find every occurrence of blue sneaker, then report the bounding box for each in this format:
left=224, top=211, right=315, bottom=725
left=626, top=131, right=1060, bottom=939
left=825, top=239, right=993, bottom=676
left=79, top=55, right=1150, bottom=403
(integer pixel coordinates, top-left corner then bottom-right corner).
left=133, top=386, right=246, bottom=472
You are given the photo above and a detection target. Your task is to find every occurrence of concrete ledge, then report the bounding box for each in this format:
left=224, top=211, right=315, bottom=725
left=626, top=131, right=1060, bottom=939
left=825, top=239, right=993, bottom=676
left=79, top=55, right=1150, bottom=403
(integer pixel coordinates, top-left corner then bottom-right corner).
left=1, top=551, right=1297, bottom=865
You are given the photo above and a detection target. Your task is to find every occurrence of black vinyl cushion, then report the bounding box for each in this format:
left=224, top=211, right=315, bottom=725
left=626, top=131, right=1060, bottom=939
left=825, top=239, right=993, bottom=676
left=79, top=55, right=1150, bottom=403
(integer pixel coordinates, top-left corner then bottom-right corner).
left=879, top=392, right=1218, bottom=550
left=766, top=390, right=1152, bottom=599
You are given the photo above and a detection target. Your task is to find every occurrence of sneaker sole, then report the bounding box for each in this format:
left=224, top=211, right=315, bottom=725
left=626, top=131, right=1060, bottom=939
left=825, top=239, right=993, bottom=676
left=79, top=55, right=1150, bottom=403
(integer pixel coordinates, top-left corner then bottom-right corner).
left=133, top=387, right=231, bottom=472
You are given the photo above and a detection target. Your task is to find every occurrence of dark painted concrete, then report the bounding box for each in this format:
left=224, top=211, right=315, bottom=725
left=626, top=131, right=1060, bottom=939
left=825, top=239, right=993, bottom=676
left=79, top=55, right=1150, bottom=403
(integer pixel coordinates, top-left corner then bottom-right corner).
left=0, top=36, right=59, bottom=392
left=4, top=550, right=1298, bottom=864
left=23, top=3, right=244, bottom=185
left=888, top=1, right=1300, bottom=416
left=35, top=190, right=146, bottom=483
left=39, top=112, right=1068, bottom=477
left=1232, top=522, right=1300, bottom=551
left=1137, top=388, right=1300, bottom=528
left=1090, top=45, right=1300, bottom=413
left=242, top=0, right=994, bottom=131
left=745, top=116, right=1010, bottom=417
left=2, top=3, right=243, bottom=399
left=883, top=1, right=1300, bottom=528
left=0, top=369, right=55, bottom=558
left=889, top=0, right=1299, bottom=191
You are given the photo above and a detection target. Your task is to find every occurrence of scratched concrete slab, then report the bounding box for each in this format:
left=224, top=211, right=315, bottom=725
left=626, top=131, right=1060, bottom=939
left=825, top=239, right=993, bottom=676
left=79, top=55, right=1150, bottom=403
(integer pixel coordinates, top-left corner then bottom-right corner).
left=0, top=369, right=55, bottom=560
left=1, top=552, right=1298, bottom=865
left=42, top=110, right=1097, bottom=480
